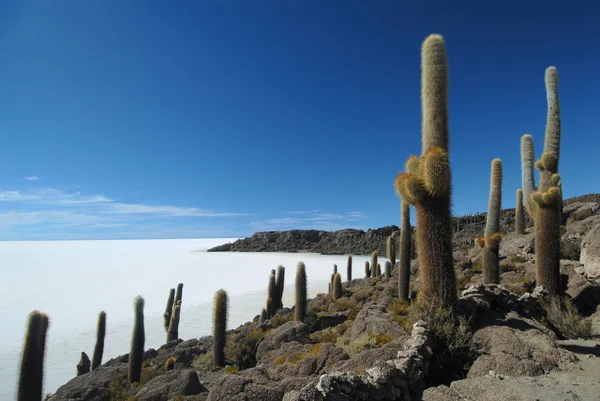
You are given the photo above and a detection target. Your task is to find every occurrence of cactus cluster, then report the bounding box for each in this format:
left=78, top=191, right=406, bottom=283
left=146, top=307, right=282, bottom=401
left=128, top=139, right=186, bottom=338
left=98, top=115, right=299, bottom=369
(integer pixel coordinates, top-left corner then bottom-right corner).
left=164, top=283, right=183, bottom=342
left=394, top=34, right=457, bottom=308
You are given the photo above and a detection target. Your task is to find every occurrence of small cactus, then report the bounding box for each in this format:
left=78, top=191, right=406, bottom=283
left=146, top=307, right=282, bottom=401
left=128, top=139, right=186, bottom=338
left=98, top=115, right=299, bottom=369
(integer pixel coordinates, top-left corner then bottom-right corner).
left=275, top=265, right=285, bottom=309
left=399, top=200, right=412, bottom=301
left=294, top=262, right=307, bottom=322
left=91, top=311, right=106, bottom=371
left=385, top=261, right=392, bottom=278
left=521, top=134, right=538, bottom=217
left=165, top=356, right=176, bottom=371
left=18, top=311, right=49, bottom=401
left=333, top=264, right=337, bottom=274
left=365, top=261, right=371, bottom=278
left=175, top=283, right=184, bottom=308
left=260, top=308, right=267, bottom=322
left=167, top=304, right=180, bottom=342
left=128, top=296, right=145, bottom=383
left=516, top=189, right=525, bottom=235
left=267, top=271, right=277, bottom=318
left=386, top=236, right=396, bottom=266
left=376, top=263, right=381, bottom=277
left=480, top=158, right=503, bottom=284
left=163, top=288, right=175, bottom=332
left=213, top=289, right=228, bottom=367
left=347, top=255, right=352, bottom=282
left=371, top=251, right=378, bottom=277
left=77, top=352, right=90, bottom=376
left=332, top=273, right=342, bottom=301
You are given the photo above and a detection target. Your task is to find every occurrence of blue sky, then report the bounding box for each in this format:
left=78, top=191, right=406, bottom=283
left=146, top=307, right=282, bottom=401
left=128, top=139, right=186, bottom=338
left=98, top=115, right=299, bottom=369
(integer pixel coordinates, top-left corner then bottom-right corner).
left=0, top=0, right=598, bottom=240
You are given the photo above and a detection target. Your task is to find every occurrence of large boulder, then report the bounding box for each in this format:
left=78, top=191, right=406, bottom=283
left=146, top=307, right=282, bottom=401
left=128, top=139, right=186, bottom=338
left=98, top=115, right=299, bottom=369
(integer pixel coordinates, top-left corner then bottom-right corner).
left=206, top=375, right=283, bottom=401
left=343, top=304, right=407, bottom=341
left=136, top=369, right=205, bottom=401
left=581, top=223, right=600, bottom=278
left=47, top=363, right=127, bottom=400
left=256, top=321, right=309, bottom=361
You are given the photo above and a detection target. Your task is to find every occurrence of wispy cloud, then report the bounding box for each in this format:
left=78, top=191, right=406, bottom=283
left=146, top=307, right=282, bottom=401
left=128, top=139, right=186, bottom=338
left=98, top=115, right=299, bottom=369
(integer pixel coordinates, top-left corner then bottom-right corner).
left=24, top=175, right=41, bottom=181
left=251, top=211, right=366, bottom=231
left=286, top=209, right=320, bottom=214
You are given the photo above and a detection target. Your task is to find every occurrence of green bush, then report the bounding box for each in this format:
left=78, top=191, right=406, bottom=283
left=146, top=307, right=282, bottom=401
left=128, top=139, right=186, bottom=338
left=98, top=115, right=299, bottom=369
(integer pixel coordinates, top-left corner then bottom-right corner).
left=540, top=296, right=591, bottom=339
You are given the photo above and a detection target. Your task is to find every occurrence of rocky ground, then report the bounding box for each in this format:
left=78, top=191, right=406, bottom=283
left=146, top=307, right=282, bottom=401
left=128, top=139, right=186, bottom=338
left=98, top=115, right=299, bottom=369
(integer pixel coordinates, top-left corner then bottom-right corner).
left=47, top=195, right=600, bottom=401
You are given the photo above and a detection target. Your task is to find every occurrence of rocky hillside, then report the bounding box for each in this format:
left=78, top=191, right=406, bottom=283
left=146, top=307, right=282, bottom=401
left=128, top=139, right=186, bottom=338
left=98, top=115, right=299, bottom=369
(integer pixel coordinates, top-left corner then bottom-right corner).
left=208, top=194, right=600, bottom=255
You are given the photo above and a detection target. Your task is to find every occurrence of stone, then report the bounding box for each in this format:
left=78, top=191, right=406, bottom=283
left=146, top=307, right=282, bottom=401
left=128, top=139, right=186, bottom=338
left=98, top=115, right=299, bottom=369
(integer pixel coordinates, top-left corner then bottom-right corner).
left=581, top=223, right=600, bottom=278
left=256, top=321, right=309, bottom=361
left=136, top=370, right=205, bottom=401
left=343, top=304, right=407, bottom=341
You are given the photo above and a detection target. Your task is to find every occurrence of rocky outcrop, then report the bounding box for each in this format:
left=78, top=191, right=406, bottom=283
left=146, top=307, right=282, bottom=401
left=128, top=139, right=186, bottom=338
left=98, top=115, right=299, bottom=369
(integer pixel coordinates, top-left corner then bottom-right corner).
left=581, top=223, right=600, bottom=278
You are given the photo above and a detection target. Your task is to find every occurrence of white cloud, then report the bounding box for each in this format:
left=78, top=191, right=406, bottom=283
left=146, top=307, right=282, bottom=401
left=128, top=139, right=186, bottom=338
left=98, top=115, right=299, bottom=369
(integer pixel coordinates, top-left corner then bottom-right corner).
left=24, top=175, right=41, bottom=181
left=250, top=211, right=366, bottom=231
left=286, top=209, right=321, bottom=214
left=0, top=191, right=40, bottom=201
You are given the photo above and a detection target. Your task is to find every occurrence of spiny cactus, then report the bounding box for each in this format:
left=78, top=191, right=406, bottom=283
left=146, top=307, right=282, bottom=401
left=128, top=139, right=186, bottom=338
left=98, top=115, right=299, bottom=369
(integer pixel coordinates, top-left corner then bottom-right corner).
left=532, top=186, right=562, bottom=294
left=163, top=288, right=175, bottom=332
left=365, top=261, right=371, bottom=278
left=399, top=200, right=412, bottom=301
left=260, top=308, right=267, bottom=323
left=394, top=34, right=457, bottom=308
left=175, top=283, right=184, bottom=308
left=294, top=262, right=307, bottom=322
left=347, top=255, right=352, bottom=282
left=478, top=158, right=503, bottom=284
left=275, top=265, right=285, bottom=309
left=213, top=289, right=228, bottom=367
left=386, top=236, right=396, bottom=266
left=165, top=356, right=176, bottom=371
left=18, top=311, right=49, bottom=401
left=167, top=304, right=180, bottom=342
left=375, top=263, right=381, bottom=277
left=91, top=311, right=106, bottom=371
left=371, top=251, right=378, bottom=277
left=540, top=67, right=561, bottom=195
left=128, top=296, right=145, bottom=383
left=384, top=261, right=392, bottom=278
left=77, top=352, right=90, bottom=376
left=267, top=271, right=277, bottom=318
left=333, top=264, right=337, bottom=274
left=332, top=273, right=342, bottom=301
left=330, top=273, right=335, bottom=293
left=516, top=189, right=525, bottom=235
left=521, top=134, right=538, bottom=218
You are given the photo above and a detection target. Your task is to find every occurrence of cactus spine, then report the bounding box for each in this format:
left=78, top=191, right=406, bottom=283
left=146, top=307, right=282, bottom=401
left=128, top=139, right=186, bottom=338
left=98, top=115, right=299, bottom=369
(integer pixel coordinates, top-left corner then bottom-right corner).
left=399, top=200, right=412, bottom=301
left=365, top=261, right=371, bottom=278
left=386, top=236, right=396, bottom=266
left=213, top=289, right=228, bottom=367
left=394, top=34, right=457, bottom=308
left=267, top=271, right=277, bottom=318
left=163, top=288, right=175, bottom=332
left=332, top=273, right=342, bottom=301
left=167, top=304, right=180, bottom=342
left=128, top=296, right=145, bottom=383
left=294, top=262, right=307, bottom=322
left=91, top=311, right=106, bottom=371
left=275, top=265, right=285, bottom=309
left=371, top=251, right=378, bottom=277
left=384, top=261, right=392, bottom=278
left=77, top=352, right=90, bottom=376
left=516, top=189, right=525, bottom=235
left=479, top=158, right=503, bottom=284
left=347, top=255, right=352, bottom=282
left=18, top=311, right=49, bottom=401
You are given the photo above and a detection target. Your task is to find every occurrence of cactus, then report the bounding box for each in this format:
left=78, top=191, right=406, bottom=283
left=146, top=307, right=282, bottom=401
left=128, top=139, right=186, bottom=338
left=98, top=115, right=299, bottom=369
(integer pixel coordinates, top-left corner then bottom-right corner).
left=394, top=34, right=457, bottom=308
left=365, top=261, right=371, bottom=278
left=386, top=236, right=396, bottom=266
left=167, top=304, right=180, bottom=342
left=398, top=200, right=412, bottom=301
left=294, top=262, right=307, bottom=322
left=260, top=308, right=267, bottom=322
left=347, top=255, right=352, bottom=282
left=332, top=273, right=342, bottom=301
left=521, top=134, right=538, bottom=218
left=540, top=67, right=561, bottom=194
left=213, top=289, right=228, bottom=367
left=385, top=261, right=392, bottom=278
left=532, top=186, right=562, bottom=294
left=478, top=158, right=503, bottom=284
left=77, top=352, right=90, bottom=376
left=275, top=265, right=285, bottom=309
left=267, top=271, right=277, bottom=318
left=516, top=189, right=525, bottom=235
left=333, top=264, right=337, bottom=274
left=91, top=311, right=106, bottom=371
left=163, top=288, right=175, bottom=332
left=375, top=263, right=381, bottom=277
left=128, top=296, right=145, bottom=383
left=18, top=311, right=49, bottom=401
left=175, top=283, right=183, bottom=308
left=165, top=356, right=176, bottom=371
left=371, top=251, right=378, bottom=277
left=330, top=273, right=335, bottom=293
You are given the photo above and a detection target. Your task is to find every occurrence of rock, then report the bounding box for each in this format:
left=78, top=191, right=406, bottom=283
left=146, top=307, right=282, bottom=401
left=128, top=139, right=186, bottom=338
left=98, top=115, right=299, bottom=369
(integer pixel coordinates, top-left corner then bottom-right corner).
left=422, top=384, right=464, bottom=401
left=206, top=375, right=283, bottom=401
left=48, top=363, right=127, bottom=400
left=581, top=223, right=600, bottom=278
left=499, top=232, right=536, bottom=259
left=343, top=305, right=407, bottom=341
left=333, top=340, right=405, bottom=374
left=136, top=370, right=205, bottom=401
left=315, top=312, right=348, bottom=330
left=256, top=321, right=309, bottom=361
left=468, top=313, right=579, bottom=377
left=77, top=352, right=91, bottom=376
left=563, top=261, right=600, bottom=315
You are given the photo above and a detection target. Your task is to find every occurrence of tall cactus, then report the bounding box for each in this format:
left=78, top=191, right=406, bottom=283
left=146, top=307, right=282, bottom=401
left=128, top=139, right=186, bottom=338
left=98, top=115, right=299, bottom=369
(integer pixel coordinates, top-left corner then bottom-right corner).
left=398, top=200, right=412, bottom=301
left=365, top=261, right=371, bottom=278
left=371, top=251, right=378, bottom=278
left=294, top=262, right=307, bottom=322
left=275, top=265, right=285, bottom=309
left=18, top=311, right=49, bottom=401
left=267, top=271, right=277, bottom=318
left=479, top=158, right=503, bottom=284
left=91, top=311, right=106, bottom=371
left=332, top=273, right=342, bottom=301
left=516, top=189, right=525, bottom=235
left=163, top=288, right=175, bottom=332
left=375, top=263, right=381, bottom=277
left=540, top=67, right=561, bottom=194
left=213, top=289, right=228, bottom=367
left=260, top=308, right=267, bottom=323
left=394, top=34, right=457, bottom=308
left=167, top=304, right=180, bottom=342
left=128, top=296, right=145, bottom=383
left=386, top=236, right=396, bottom=266
left=347, top=255, right=352, bottom=282
left=384, top=261, right=392, bottom=278
left=521, top=134, right=538, bottom=218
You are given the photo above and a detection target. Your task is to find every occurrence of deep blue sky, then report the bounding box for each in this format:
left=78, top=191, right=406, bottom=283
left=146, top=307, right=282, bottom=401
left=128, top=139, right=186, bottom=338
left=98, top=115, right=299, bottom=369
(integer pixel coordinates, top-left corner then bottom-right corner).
left=0, top=0, right=598, bottom=240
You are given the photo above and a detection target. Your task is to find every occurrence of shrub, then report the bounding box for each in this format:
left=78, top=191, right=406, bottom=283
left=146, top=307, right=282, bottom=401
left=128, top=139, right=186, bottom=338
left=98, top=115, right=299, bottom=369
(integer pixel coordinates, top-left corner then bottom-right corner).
left=310, top=328, right=339, bottom=344
left=471, top=263, right=482, bottom=272
left=540, top=296, right=591, bottom=339
left=561, top=239, right=581, bottom=261
left=343, top=331, right=393, bottom=356
left=351, top=288, right=373, bottom=303
left=270, top=314, right=289, bottom=327
left=347, top=306, right=363, bottom=321
left=332, top=297, right=356, bottom=312
left=225, top=327, right=271, bottom=370
left=224, top=365, right=239, bottom=374
left=387, top=299, right=411, bottom=328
